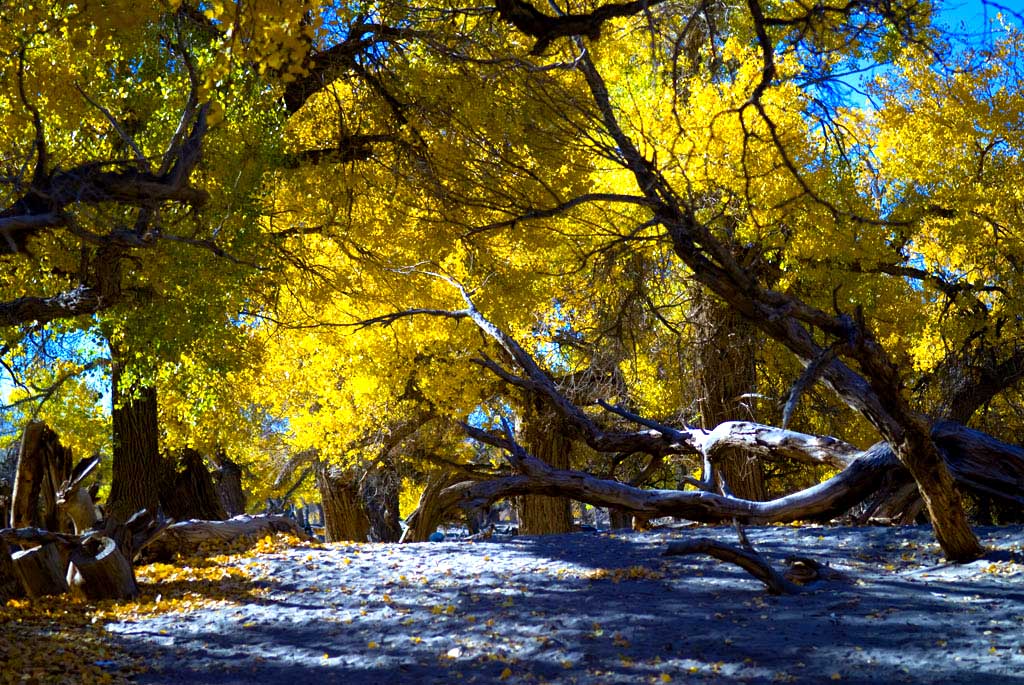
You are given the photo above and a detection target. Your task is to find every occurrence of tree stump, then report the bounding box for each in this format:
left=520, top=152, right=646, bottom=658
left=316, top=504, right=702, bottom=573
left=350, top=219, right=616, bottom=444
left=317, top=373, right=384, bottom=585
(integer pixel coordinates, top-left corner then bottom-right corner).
left=0, top=543, right=25, bottom=603
left=69, top=535, right=138, bottom=600
left=10, top=422, right=73, bottom=531
left=12, top=542, right=69, bottom=598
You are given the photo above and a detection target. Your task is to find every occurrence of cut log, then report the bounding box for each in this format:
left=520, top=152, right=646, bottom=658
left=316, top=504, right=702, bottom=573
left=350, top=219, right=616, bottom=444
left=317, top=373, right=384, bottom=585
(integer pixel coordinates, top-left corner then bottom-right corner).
left=12, top=542, right=69, bottom=598
left=69, top=535, right=138, bottom=600
left=140, top=514, right=314, bottom=561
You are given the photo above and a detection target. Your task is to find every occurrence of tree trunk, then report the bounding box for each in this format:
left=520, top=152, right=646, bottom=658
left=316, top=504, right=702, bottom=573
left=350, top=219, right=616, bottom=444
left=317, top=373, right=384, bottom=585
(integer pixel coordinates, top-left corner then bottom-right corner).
left=608, top=508, right=633, bottom=529
left=212, top=450, right=247, bottom=516
left=361, top=458, right=402, bottom=542
left=107, top=359, right=165, bottom=524
left=517, top=402, right=574, bottom=535
left=161, top=448, right=228, bottom=521
left=0, top=476, right=11, bottom=531
left=401, top=471, right=464, bottom=542
left=445, top=416, right=1024, bottom=534
left=10, top=422, right=73, bottom=531
left=692, top=287, right=767, bottom=501
left=894, top=429, right=984, bottom=561
left=315, top=463, right=371, bottom=542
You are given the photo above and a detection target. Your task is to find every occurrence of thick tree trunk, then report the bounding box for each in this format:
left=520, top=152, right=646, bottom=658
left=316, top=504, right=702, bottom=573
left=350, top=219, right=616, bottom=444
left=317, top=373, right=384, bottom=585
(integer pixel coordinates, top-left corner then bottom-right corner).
left=212, top=450, right=247, bottom=516
left=692, top=287, right=767, bottom=501
left=161, top=448, right=228, bottom=521
left=107, top=359, right=165, bottom=523
left=896, top=429, right=983, bottom=561
left=315, top=463, right=371, bottom=542
left=10, top=422, right=73, bottom=531
left=608, top=508, right=633, bottom=529
left=517, top=402, right=574, bottom=535
left=401, top=471, right=464, bottom=542
left=361, top=458, right=402, bottom=542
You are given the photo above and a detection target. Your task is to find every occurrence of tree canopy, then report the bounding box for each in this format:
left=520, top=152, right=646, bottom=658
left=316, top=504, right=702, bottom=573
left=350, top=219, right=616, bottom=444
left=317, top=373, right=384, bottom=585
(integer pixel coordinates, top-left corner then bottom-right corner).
left=3, top=0, right=1024, bottom=561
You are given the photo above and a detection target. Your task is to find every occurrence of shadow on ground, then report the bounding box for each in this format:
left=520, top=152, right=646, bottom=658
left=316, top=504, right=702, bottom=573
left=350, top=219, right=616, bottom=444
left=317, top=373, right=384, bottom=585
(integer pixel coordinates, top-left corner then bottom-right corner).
left=102, top=525, right=1024, bottom=684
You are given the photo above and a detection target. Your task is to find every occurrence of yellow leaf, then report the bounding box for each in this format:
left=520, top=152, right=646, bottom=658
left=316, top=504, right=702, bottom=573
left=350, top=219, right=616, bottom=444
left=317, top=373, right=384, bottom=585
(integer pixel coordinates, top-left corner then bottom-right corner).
left=368, top=641, right=379, bottom=649
left=499, top=667, right=513, bottom=679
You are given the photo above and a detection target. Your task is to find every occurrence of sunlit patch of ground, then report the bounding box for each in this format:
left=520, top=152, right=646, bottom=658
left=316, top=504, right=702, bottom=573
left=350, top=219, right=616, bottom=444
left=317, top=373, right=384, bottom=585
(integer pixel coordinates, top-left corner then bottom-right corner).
left=1, top=533, right=309, bottom=684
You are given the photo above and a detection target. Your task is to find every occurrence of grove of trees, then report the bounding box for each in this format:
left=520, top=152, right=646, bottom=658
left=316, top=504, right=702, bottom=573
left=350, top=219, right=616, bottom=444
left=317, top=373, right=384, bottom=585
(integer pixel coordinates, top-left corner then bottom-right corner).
left=3, top=0, right=1024, bottom=584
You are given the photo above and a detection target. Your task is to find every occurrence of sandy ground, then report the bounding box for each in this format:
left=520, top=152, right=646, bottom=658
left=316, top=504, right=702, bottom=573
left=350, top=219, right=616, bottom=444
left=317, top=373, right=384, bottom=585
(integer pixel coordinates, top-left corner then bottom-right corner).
left=102, top=524, right=1024, bottom=684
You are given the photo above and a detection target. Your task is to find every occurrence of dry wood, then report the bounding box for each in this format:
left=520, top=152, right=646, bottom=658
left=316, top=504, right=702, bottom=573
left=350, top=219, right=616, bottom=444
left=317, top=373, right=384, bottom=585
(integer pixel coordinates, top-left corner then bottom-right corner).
left=69, top=535, right=138, bottom=600
left=0, top=544, right=24, bottom=603
left=12, top=542, right=68, bottom=598
left=10, top=422, right=46, bottom=528
left=10, top=422, right=74, bottom=532
left=664, top=537, right=799, bottom=594
left=56, top=455, right=102, bottom=534
left=141, top=514, right=314, bottom=561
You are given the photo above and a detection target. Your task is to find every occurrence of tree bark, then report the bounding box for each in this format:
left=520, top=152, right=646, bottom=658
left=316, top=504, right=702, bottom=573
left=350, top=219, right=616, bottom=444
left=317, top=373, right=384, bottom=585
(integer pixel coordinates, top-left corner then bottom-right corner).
left=517, top=401, right=574, bottom=535
left=361, top=458, right=402, bottom=542
left=10, top=422, right=73, bottom=531
left=692, top=287, right=767, bottom=500
left=107, top=359, right=165, bottom=524
left=68, top=535, right=138, bottom=600
left=140, top=514, right=313, bottom=561
left=401, top=471, right=464, bottom=542
left=212, top=450, right=247, bottom=516
left=315, top=463, right=371, bottom=542
left=161, top=448, right=228, bottom=522
left=11, top=543, right=68, bottom=598
left=0, top=544, right=24, bottom=603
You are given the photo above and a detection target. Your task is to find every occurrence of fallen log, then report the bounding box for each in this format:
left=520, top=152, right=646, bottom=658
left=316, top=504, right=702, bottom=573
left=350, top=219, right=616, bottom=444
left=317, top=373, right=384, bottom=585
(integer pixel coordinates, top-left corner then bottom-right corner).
left=141, top=514, right=315, bottom=561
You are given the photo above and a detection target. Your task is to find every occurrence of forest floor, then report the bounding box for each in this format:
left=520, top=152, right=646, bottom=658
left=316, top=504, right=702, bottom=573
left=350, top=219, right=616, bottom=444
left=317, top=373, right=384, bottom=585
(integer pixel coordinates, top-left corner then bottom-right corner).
left=5, top=523, right=1024, bottom=684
